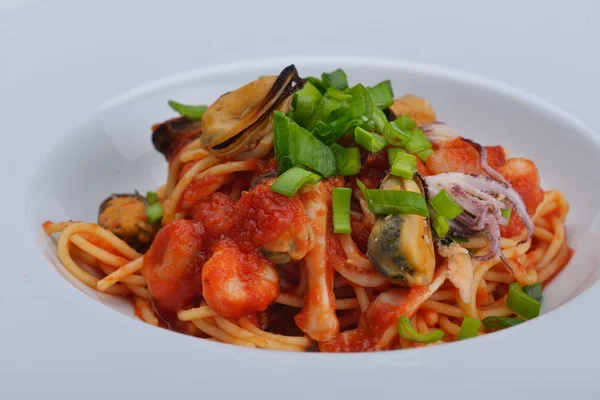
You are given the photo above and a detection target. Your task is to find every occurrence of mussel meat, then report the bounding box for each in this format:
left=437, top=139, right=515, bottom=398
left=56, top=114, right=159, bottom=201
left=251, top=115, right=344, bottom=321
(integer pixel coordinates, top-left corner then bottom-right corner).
left=367, top=175, right=436, bottom=286
left=200, top=65, right=304, bottom=157
left=98, top=193, right=157, bottom=252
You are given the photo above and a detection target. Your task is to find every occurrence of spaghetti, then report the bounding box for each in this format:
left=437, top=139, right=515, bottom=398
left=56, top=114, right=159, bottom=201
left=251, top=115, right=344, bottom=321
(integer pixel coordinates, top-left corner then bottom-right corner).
left=43, top=65, right=572, bottom=352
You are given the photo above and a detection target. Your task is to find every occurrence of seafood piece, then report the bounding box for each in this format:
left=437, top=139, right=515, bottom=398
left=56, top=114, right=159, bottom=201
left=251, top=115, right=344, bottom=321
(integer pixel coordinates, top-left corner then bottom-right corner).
left=98, top=193, right=156, bottom=252
left=201, top=65, right=303, bottom=157
left=367, top=175, right=436, bottom=286
left=437, top=241, right=474, bottom=304
left=201, top=240, right=279, bottom=319
left=151, top=117, right=202, bottom=161
left=389, top=94, right=437, bottom=125
left=424, top=172, right=534, bottom=262
left=236, top=179, right=314, bottom=263
left=142, top=219, right=206, bottom=312
left=294, top=182, right=339, bottom=341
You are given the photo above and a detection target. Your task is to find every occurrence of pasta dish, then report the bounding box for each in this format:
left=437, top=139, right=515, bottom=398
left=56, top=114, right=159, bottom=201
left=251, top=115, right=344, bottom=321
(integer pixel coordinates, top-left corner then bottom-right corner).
left=44, top=65, right=572, bottom=351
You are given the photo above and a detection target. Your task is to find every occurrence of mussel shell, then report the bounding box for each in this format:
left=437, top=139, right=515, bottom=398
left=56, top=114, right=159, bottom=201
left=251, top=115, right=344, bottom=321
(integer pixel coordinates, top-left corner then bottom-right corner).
left=200, top=64, right=304, bottom=157
left=151, top=117, right=202, bottom=161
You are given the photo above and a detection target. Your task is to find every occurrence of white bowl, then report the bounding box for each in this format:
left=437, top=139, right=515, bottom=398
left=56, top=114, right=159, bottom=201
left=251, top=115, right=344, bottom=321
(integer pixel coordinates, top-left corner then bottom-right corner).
left=20, top=57, right=600, bottom=395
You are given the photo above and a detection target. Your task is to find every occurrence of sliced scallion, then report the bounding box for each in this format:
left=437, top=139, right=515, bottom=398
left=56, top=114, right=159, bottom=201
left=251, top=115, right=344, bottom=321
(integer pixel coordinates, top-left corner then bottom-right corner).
left=168, top=100, right=208, bottom=120
left=506, top=282, right=541, bottom=320
left=146, top=191, right=159, bottom=205
left=368, top=80, right=394, bottom=109
left=432, top=214, right=450, bottom=238
left=383, top=120, right=410, bottom=146
left=332, top=187, right=352, bottom=234
left=270, top=167, right=322, bottom=197
left=356, top=179, right=430, bottom=217
left=330, top=143, right=361, bottom=176
left=321, top=68, right=348, bottom=90
left=397, top=316, right=444, bottom=343
left=417, top=148, right=434, bottom=163
left=325, top=87, right=352, bottom=102
left=354, top=127, right=387, bottom=153
left=501, top=208, right=512, bottom=223
left=146, top=202, right=164, bottom=225
left=388, top=147, right=407, bottom=167
left=457, top=316, right=481, bottom=340
left=523, top=283, right=543, bottom=302
left=371, top=107, right=389, bottom=134
left=390, top=152, right=417, bottom=179
left=430, top=189, right=463, bottom=220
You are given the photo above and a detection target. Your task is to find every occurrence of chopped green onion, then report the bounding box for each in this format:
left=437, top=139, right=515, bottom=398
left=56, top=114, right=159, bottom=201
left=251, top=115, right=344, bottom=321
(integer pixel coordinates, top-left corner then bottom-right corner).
left=146, top=191, right=159, bottom=205
left=482, top=316, right=525, bottom=329
left=404, top=128, right=432, bottom=153
left=523, top=283, right=543, bottom=302
left=146, top=203, right=164, bottom=225
left=398, top=316, right=444, bottom=343
left=368, top=80, right=394, bottom=109
left=360, top=118, right=376, bottom=132
left=306, top=97, right=341, bottom=132
left=270, top=167, right=322, bottom=197
left=356, top=179, right=430, bottom=217
left=395, top=114, right=418, bottom=130
left=458, top=316, right=481, bottom=340
left=330, top=143, right=361, bottom=176
left=272, top=111, right=337, bottom=177
left=450, top=236, right=469, bottom=244
left=390, top=152, right=417, bottom=179
left=293, top=95, right=319, bottom=126
left=430, top=189, right=463, bottom=220
left=501, top=208, right=512, bottom=223
left=332, top=188, right=352, bottom=234
left=325, top=87, right=352, bottom=102
left=292, top=81, right=322, bottom=108
left=354, top=127, right=387, bottom=153
left=387, top=147, right=406, bottom=167
left=321, top=68, right=348, bottom=90
left=306, top=77, right=327, bottom=93
left=168, top=100, right=208, bottom=120
left=371, top=107, right=389, bottom=134
left=383, top=120, right=410, bottom=146
left=417, top=148, right=434, bottom=163
left=506, top=282, right=541, bottom=320
left=432, top=214, right=450, bottom=238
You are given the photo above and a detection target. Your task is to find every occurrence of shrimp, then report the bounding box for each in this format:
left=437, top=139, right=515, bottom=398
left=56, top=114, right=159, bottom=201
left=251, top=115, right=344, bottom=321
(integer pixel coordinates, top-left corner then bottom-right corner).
left=201, top=239, right=279, bottom=318
left=389, top=94, right=437, bottom=125
left=143, top=220, right=207, bottom=312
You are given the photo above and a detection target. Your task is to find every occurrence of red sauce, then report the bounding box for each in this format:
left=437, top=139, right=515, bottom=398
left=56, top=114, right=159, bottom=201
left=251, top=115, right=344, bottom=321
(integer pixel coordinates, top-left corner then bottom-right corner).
left=191, top=192, right=236, bottom=238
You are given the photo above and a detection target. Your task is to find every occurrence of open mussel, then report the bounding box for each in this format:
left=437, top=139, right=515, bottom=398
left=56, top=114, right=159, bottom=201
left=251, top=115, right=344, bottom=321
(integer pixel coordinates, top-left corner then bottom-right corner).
left=98, top=193, right=157, bottom=252
left=151, top=117, right=202, bottom=161
left=200, top=65, right=304, bottom=157
left=367, top=175, right=436, bottom=286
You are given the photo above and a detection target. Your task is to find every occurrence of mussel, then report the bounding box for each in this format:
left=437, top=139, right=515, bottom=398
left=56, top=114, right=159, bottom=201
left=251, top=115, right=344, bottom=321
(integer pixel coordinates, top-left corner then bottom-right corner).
left=200, top=65, right=304, bottom=157
left=98, top=193, right=157, bottom=252
left=151, top=117, right=202, bottom=161
left=367, top=175, right=436, bottom=286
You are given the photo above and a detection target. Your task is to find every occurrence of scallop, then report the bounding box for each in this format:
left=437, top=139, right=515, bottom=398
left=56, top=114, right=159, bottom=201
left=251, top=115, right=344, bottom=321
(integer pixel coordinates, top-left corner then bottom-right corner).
left=200, top=64, right=303, bottom=157
left=366, top=176, right=436, bottom=286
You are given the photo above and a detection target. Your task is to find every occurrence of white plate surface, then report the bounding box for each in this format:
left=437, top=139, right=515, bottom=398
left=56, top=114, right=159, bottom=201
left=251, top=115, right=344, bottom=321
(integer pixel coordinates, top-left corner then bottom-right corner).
left=2, top=1, right=600, bottom=399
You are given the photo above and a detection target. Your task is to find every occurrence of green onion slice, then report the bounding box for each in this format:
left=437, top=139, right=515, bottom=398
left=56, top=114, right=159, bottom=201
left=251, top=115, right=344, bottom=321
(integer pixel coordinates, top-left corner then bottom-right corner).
left=458, top=316, right=481, bottom=340
left=430, top=189, right=463, bottom=220
left=270, top=167, right=322, bottom=197
left=432, top=214, right=450, bottom=238
left=272, top=111, right=336, bottom=177
left=356, top=179, right=430, bottom=217
left=368, top=80, right=394, bottom=109
left=506, top=282, right=541, bottom=320
left=371, top=107, right=389, bottom=134
left=168, top=100, right=208, bottom=120
left=398, top=316, right=444, bottom=343
left=387, top=147, right=407, bottom=167
left=292, top=81, right=322, bottom=108
left=325, top=87, right=352, bottom=102
left=523, top=283, right=543, bottom=302
left=501, top=208, right=512, bottom=223
left=146, top=202, right=164, bottom=225
left=330, top=143, right=361, bottom=176
left=293, top=95, right=319, bottom=126
left=354, top=127, right=387, bottom=153
left=482, top=316, right=525, bottom=329
left=306, top=77, right=327, bottom=94
left=306, top=97, right=341, bottom=132
left=383, top=120, right=410, bottom=146
left=332, top=187, right=352, bottom=234
left=390, top=152, right=417, bottom=179
left=321, top=68, right=348, bottom=90
left=417, top=148, right=434, bottom=163
left=146, top=191, right=159, bottom=205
